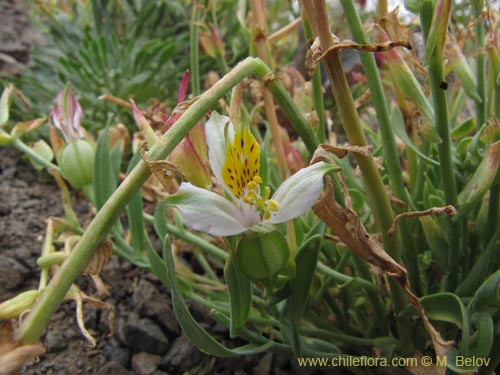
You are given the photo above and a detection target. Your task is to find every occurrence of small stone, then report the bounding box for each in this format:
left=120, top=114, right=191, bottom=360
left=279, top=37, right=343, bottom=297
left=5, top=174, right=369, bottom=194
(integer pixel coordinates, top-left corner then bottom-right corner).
left=132, top=352, right=162, bottom=375
left=19, top=198, right=39, bottom=209
left=103, top=345, right=130, bottom=368
left=0, top=201, right=11, bottom=216
left=160, top=335, right=204, bottom=373
left=124, top=317, right=169, bottom=354
left=151, top=371, right=171, bottom=375
left=45, top=331, right=67, bottom=352
left=133, top=280, right=179, bottom=335
left=0, top=255, right=30, bottom=292
left=95, top=361, right=133, bottom=375
left=252, top=352, right=273, bottom=375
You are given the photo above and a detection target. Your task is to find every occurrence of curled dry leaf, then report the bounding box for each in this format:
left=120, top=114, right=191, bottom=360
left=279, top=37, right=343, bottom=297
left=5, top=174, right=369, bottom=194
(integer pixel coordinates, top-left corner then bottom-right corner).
left=388, top=206, right=457, bottom=237
left=313, top=177, right=453, bottom=365
left=311, top=143, right=373, bottom=163
left=82, top=238, right=113, bottom=276
left=0, top=321, right=45, bottom=375
left=307, top=33, right=412, bottom=73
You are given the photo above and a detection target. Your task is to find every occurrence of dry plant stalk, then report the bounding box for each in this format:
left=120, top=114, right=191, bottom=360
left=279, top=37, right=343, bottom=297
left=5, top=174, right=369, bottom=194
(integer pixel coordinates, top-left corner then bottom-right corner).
left=388, top=206, right=457, bottom=236
left=313, top=174, right=452, bottom=362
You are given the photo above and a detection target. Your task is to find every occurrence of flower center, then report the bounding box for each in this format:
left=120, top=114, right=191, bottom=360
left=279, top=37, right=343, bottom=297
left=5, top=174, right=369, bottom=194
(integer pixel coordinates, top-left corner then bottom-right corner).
left=221, top=128, right=280, bottom=220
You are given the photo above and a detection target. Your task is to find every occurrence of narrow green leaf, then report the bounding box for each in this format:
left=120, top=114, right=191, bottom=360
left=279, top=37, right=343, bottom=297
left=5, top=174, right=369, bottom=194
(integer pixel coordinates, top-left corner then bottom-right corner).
left=391, top=108, right=440, bottom=166
left=456, top=230, right=499, bottom=297
left=146, top=240, right=170, bottom=289
left=94, top=128, right=117, bottom=209
left=163, top=234, right=273, bottom=357
left=419, top=216, right=448, bottom=271
left=452, top=118, right=475, bottom=140
left=456, top=141, right=500, bottom=219
left=110, top=142, right=122, bottom=181
left=153, top=203, right=168, bottom=247
left=224, top=251, right=252, bottom=337
left=468, top=268, right=500, bottom=313
left=420, top=293, right=468, bottom=330
left=289, top=235, right=322, bottom=317
left=126, top=151, right=145, bottom=256
left=447, top=312, right=494, bottom=373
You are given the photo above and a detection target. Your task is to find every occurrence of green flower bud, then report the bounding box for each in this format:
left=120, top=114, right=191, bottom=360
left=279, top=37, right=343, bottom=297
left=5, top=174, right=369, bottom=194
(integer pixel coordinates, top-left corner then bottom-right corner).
left=236, top=231, right=290, bottom=282
left=0, top=290, right=40, bottom=320
left=59, top=139, right=95, bottom=189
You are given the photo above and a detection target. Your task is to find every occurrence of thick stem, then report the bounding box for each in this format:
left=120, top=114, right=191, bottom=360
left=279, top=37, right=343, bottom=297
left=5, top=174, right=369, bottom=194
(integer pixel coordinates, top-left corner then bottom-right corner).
left=421, top=0, right=460, bottom=291
left=11, top=136, right=60, bottom=171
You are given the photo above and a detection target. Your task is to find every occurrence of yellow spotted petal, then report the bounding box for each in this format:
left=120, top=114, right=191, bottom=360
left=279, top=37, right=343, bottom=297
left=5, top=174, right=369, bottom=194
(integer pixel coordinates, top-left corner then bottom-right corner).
left=222, top=129, right=260, bottom=198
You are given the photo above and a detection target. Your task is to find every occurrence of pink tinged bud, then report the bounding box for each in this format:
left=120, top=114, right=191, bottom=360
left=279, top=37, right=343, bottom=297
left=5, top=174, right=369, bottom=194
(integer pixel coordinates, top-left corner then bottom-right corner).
left=170, top=139, right=211, bottom=188
left=198, top=24, right=225, bottom=58
left=170, top=123, right=211, bottom=188
left=131, top=100, right=159, bottom=146
left=52, top=84, right=83, bottom=142
left=178, top=70, right=190, bottom=103
left=446, top=40, right=481, bottom=102
left=423, top=0, right=452, bottom=65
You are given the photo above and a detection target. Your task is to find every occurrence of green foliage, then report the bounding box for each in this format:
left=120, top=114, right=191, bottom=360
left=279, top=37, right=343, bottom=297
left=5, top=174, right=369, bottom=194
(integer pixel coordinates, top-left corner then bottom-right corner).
left=10, top=0, right=189, bottom=132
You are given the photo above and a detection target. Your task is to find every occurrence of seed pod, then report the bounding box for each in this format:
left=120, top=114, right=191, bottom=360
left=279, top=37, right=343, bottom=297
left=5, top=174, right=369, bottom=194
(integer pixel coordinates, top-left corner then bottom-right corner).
left=58, top=139, right=95, bottom=189
left=236, top=231, right=290, bottom=282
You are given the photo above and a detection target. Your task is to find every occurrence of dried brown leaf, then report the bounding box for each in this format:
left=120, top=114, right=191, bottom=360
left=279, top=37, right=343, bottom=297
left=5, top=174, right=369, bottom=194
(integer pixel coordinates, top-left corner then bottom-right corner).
left=0, top=322, right=45, bottom=375
left=388, top=206, right=457, bottom=236
left=311, top=143, right=372, bottom=164
left=82, top=238, right=113, bottom=276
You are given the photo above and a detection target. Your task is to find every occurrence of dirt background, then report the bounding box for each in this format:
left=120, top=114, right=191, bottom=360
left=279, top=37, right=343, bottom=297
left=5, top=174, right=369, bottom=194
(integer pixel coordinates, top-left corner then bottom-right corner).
left=0, top=2, right=341, bottom=374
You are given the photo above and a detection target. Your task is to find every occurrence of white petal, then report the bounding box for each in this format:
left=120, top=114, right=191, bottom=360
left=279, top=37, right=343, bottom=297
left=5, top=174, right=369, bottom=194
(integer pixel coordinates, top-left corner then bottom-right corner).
left=205, top=111, right=234, bottom=186
left=164, top=182, right=248, bottom=236
left=269, top=162, right=334, bottom=224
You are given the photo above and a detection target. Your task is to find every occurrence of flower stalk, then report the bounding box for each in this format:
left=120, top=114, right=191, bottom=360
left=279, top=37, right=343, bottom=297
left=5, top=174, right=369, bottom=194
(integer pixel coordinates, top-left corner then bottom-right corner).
left=421, top=0, right=460, bottom=291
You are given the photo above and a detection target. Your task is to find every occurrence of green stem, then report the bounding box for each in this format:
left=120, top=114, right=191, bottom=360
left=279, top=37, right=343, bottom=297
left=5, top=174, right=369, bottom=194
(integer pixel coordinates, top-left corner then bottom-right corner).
left=316, top=262, right=377, bottom=292
left=11, top=136, right=60, bottom=171
left=16, top=57, right=264, bottom=344
left=472, top=0, right=486, bottom=129
left=190, top=2, right=201, bottom=96
left=421, top=0, right=460, bottom=291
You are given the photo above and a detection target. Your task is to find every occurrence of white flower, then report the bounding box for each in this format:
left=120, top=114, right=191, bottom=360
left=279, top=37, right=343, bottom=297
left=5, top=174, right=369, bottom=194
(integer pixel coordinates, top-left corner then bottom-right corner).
left=165, top=112, right=334, bottom=236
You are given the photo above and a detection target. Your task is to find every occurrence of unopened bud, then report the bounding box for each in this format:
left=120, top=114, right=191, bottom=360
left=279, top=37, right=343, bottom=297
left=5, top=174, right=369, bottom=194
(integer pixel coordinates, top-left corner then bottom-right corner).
left=0, top=290, right=40, bottom=320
